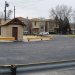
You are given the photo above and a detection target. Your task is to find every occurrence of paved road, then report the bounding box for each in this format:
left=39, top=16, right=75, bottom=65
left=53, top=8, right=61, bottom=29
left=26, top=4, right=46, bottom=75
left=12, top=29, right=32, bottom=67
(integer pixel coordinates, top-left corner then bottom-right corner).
left=0, top=35, right=75, bottom=65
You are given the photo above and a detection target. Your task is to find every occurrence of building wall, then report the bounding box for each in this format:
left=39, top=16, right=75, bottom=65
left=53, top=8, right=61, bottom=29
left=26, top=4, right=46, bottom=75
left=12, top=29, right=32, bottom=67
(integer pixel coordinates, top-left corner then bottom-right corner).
left=70, top=24, right=75, bottom=29
left=39, top=25, right=45, bottom=32
left=39, top=21, right=45, bottom=32
left=1, top=19, right=5, bottom=24
left=1, top=25, right=23, bottom=41
left=6, top=25, right=23, bottom=41
left=1, top=26, right=6, bottom=37
left=46, top=22, right=59, bottom=33
left=0, top=19, right=1, bottom=24
left=32, top=21, right=40, bottom=27
left=54, top=23, right=59, bottom=28
left=47, top=22, right=49, bottom=32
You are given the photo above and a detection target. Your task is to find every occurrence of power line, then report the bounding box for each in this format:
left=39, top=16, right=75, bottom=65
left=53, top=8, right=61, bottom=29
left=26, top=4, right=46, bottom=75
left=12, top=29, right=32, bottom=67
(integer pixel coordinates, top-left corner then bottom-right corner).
left=0, top=0, right=47, bottom=14
left=9, top=0, right=43, bottom=4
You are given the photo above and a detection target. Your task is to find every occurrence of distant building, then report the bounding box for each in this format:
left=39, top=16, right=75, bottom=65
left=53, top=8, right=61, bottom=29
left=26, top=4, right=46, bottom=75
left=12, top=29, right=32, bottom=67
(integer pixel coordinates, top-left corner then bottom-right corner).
left=0, top=17, right=10, bottom=35
left=45, top=19, right=59, bottom=33
left=17, top=17, right=29, bottom=33
left=30, top=18, right=45, bottom=33
left=0, top=16, right=60, bottom=34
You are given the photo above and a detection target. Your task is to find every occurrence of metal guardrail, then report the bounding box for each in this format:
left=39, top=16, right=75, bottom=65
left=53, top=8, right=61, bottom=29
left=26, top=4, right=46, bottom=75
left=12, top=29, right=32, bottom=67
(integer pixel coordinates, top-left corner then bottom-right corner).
left=0, top=65, right=11, bottom=75
left=0, top=59, right=75, bottom=75
left=27, top=36, right=52, bottom=42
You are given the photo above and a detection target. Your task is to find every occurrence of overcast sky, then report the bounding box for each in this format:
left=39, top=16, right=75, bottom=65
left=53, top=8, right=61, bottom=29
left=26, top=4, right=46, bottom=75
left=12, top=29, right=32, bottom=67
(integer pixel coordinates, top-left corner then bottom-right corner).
left=0, top=0, right=75, bottom=20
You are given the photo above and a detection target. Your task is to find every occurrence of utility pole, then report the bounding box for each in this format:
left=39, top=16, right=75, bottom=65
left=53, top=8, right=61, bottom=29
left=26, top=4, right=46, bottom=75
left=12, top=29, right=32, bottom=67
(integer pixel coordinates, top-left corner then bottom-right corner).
left=14, top=6, right=15, bottom=18
left=4, top=1, right=9, bottom=22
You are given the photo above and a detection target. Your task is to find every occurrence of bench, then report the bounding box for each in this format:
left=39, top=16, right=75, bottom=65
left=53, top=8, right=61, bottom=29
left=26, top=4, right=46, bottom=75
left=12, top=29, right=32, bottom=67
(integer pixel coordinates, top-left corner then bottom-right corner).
left=27, top=36, right=52, bottom=42
left=0, top=37, right=15, bottom=42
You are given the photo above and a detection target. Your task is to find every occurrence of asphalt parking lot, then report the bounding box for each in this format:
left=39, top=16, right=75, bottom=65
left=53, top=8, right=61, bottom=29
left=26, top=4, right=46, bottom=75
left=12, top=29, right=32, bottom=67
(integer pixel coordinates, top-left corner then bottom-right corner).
left=0, top=35, right=75, bottom=65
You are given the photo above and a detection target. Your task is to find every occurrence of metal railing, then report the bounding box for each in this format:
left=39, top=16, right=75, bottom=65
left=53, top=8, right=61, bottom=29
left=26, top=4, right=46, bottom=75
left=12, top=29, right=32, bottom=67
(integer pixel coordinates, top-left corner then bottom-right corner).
left=0, top=59, right=75, bottom=75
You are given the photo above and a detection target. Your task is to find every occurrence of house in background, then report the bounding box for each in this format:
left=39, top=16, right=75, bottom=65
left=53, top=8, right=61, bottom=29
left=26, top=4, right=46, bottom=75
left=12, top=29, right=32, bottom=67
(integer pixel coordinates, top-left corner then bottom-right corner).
left=30, top=18, right=45, bottom=33
left=0, top=17, right=9, bottom=35
left=70, top=23, right=75, bottom=34
left=45, top=19, right=59, bottom=33
left=17, top=17, right=29, bottom=33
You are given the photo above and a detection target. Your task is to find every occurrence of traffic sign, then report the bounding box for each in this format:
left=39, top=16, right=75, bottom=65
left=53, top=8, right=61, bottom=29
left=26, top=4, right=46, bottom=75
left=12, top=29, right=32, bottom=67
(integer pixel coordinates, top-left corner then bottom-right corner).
left=31, top=27, right=33, bottom=30
left=67, top=28, right=69, bottom=31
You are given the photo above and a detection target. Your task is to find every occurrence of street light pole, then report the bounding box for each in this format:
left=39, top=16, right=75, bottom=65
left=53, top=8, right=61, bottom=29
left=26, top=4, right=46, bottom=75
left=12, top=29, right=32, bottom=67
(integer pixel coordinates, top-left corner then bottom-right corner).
left=5, top=1, right=6, bottom=21
left=14, top=6, right=15, bottom=18
left=4, top=1, right=9, bottom=22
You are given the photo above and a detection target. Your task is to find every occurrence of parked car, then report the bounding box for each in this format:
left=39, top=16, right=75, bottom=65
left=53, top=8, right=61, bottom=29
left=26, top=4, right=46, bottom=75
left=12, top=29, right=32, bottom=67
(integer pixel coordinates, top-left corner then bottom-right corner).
left=23, top=31, right=28, bottom=34
left=39, top=31, right=49, bottom=35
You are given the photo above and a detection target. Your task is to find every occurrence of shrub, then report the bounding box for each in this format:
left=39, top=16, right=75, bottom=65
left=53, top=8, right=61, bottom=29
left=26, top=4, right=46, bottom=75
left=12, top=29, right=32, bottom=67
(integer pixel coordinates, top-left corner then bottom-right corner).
left=49, top=32, right=56, bottom=34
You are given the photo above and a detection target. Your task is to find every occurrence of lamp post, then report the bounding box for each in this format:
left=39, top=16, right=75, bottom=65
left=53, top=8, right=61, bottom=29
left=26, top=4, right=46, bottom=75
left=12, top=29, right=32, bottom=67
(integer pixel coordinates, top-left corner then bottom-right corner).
left=5, top=1, right=9, bottom=22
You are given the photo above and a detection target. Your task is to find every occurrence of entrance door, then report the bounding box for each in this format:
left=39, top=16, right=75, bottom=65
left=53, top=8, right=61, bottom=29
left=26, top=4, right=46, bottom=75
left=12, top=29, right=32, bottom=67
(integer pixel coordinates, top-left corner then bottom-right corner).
left=12, top=27, right=18, bottom=40
left=34, top=29, right=38, bottom=33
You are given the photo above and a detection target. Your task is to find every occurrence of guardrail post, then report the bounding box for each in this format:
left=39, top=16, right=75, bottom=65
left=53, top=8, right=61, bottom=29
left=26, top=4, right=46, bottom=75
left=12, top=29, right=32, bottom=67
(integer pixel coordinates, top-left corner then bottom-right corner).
left=11, top=65, right=16, bottom=75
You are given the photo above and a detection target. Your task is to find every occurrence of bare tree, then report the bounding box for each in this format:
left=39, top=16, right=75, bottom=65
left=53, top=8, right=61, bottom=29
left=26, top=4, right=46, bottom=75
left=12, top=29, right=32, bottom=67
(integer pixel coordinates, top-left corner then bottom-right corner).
left=0, top=9, right=13, bottom=18
left=39, top=17, right=45, bottom=20
left=49, top=5, right=73, bottom=20
left=6, top=9, right=13, bottom=18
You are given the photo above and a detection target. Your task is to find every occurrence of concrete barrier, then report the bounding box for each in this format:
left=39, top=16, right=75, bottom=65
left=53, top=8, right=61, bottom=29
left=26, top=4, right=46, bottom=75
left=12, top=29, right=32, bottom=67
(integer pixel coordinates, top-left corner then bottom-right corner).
left=0, top=37, right=15, bottom=42
left=68, top=35, right=75, bottom=37
left=27, top=36, right=52, bottom=42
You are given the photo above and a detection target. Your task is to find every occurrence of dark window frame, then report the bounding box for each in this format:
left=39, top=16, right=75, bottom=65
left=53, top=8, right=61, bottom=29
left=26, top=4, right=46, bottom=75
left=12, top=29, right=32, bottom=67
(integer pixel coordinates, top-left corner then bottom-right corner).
left=35, top=21, right=36, bottom=26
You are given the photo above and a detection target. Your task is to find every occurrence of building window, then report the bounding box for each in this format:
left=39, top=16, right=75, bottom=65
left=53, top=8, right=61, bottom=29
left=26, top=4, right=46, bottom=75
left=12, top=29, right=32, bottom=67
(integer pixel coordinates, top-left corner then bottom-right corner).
left=24, top=26, right=26, bottom=29
left=35, top=22, right=36, bottom=26
left=23, top=20, right=28, bottom=24
left=40, top=21, right=45, bottom=25
left=40, top=26, right=44, bottom=29
left=49, top=22, right=54, bottom=25
left=49, top=27, right=53, bottom=30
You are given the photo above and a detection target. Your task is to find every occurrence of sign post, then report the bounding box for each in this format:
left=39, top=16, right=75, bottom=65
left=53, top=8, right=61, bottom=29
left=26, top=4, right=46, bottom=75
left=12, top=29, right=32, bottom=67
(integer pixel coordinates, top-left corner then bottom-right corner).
left=67, top=28, right=69, bottom=35
left=31, top=27, right=33, bottom=34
